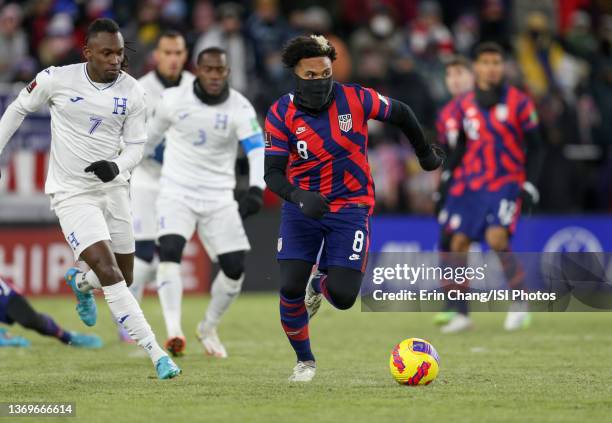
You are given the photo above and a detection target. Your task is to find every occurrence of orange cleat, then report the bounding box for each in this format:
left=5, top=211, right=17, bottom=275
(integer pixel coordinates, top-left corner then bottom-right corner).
left=164, top=336, right=186, bottom=357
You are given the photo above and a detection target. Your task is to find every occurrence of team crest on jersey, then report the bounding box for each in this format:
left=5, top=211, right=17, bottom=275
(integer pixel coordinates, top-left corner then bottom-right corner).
left=338, top=114, right=352, bottom=132
left=495, top=104, right=509, bottom=122
left=26, top=79, right=37, bottom=93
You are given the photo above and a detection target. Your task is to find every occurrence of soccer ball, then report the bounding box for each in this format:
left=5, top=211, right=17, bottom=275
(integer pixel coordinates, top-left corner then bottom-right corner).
left=389, top=338, right=440, bottom=386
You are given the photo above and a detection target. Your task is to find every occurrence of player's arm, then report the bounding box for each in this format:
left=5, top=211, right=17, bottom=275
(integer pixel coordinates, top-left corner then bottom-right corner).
left=0, top=70, right=54, bottom=178
left=361, top=87, right=444, bottom=170
left=519, top=98, right=543, bottom=206
left=236, top=102, right=266, bottom=219
left=85, top=86, right=147, bottom=182
left=144, top=94, right=172, bottom=159
left=264, top=105, right=329, bottom=219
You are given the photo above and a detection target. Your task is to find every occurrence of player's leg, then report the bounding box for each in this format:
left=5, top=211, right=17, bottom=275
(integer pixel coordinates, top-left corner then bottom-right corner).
left=433, top=229, right=459, bottom=325
left=130, top=167, right=161, bottom=303
left=276, top=202, right=324, bottom=382
left=154, top=191, right=198, bottom=356
left=6, top=293, right=102, bottom=348
left=157, top=234, right=187, bottom=354
left=0, top=280, right=30, bottom=347
left=195, top=199, right=250, bottom=358
left=485, top=189, right=530, bottom=330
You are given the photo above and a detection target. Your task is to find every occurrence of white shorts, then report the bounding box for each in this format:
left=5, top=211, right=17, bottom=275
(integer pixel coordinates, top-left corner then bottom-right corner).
left=130, top=164, right=161, bottom=241
left=156, top=189, right=250, bottom=262
left=51, top=185, right=135, bottom=260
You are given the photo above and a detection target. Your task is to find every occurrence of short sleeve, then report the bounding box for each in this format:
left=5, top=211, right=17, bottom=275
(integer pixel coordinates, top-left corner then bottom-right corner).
left=234, top=99, right=262, bottom=141
left=359, top=86, right=392, bottom=121
left=264, top=102, right=290, bottom=156
left=518, top=96, right=538, bottom=132
left=122, top=85, right=147, bottom=144
left=16, top=67, right=55, bottom=113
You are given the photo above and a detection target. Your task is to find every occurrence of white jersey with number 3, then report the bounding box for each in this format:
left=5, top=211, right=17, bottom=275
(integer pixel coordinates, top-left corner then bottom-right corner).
left=147, top=84, right=262, bottom=195
left=10, top=63, right=146, bottom=198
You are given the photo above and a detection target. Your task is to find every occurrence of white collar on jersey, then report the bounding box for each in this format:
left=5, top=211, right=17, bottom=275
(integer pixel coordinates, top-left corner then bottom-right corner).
left=83, top=63, right=123, bottom=91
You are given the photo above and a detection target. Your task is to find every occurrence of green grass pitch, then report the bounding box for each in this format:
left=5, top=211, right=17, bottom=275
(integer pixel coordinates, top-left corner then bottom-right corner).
left=1, top=294, right=611, bottom=422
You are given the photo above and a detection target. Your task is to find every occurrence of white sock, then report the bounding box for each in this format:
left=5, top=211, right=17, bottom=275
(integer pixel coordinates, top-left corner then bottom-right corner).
left=102, top=281, right=166, bottom=363
left=76, top=270, right=102, bottom=292
left=130, top=257, right=156, bottom=302
left=203, top=272, right=244, bottom=331
left=156, top=262, right=184, bottom=338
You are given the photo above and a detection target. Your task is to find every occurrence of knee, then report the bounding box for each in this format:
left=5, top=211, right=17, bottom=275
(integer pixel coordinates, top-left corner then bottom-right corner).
left=158, top=235, right=186, bottom=263
left=135, top=240, right=156, bottom=263
left=90, top=259, right=123, bottom=284
left=327, top=291, right=357, bottom=310
left=450, top=233, right=471, bottom=252
left=485, top=228, right=509, bottom=251
left=218, top=251, right=245, bottom=281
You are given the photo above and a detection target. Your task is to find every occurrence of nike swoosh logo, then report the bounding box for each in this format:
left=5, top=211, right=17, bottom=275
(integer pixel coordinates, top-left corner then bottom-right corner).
left=70, top=96, right=84, bottom=103
left=178, top=112, right=189, bottom=120
left=118, top=314, right=130, bottom=324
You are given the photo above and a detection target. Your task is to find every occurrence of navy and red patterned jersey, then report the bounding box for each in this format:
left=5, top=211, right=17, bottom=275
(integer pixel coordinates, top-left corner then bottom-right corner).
left=265, top=82, right=392, bottom=214
left=436, top=97, right=463, bottom=149
left=443, top=85, right=538, bottom=196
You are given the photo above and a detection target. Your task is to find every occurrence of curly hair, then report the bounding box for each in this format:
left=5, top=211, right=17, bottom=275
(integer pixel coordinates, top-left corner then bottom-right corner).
left=281, top=35, right=337, bottom=68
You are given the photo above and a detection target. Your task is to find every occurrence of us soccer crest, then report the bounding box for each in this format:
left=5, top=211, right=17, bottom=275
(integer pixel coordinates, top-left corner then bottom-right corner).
left=338, top=114, right=352, bottom=132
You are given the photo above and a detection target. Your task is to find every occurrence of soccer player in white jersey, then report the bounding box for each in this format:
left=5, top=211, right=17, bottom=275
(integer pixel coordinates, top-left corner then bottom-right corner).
left=0, top=19, right=180, bottom=379
left=117, top=31, right=195, bottom=342
left=146, top=47, right=266, bottom=357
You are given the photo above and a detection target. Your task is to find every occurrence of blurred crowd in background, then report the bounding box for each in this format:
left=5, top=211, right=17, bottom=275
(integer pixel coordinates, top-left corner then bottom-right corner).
left=0, top=0, right=611, bottom=215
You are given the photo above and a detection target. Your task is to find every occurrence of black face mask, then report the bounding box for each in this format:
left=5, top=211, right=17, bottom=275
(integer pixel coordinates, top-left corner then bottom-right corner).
left=294, top=75, right=334, bottom=113
left=475, top=83, right=505, bottom=108
left=193, top=79, right=230, bottom=105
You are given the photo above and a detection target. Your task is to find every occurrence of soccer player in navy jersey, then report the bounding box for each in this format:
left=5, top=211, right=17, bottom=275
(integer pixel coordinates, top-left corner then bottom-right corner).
left=264, top=35, right=444, bottom=382
left=436, top=42, right=543, bottom=333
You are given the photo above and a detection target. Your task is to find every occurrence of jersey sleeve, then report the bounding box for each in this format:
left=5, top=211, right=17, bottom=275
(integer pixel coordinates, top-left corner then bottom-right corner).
left=436, top=100, right=461, bottom=148
left=144, top=91, right=173, bottom=156
left=264, top=101, right=290, bottom=157
left=359, top=86, right=392, bottom=122
left=15, top=67, right=55, bottom=113
left=235, top=99, right=265, bottom=153
left=517, top=95, right=539, bottom=132
left=122, top=84, right=147, bottom=144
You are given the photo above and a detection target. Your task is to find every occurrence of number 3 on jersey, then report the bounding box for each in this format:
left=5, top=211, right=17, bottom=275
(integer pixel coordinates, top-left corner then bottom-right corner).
left=296, top=140, right=309, bottom=159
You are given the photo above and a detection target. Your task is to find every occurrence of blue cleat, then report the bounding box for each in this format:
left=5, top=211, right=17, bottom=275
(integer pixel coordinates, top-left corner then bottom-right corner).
left=68, top=332, right=103, bottom=349
left=155, top=356, right=182, bottom=380
left=0, top=328, right=31, bottom=347
left=65, top=267, right=97, bottom=327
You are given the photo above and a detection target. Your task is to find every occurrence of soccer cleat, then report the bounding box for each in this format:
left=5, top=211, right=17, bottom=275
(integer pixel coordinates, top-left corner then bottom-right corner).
left=0, top=328, right=30, bottom=347
left=165, top=336, right=186, bottom=357
left=305, top=270, right=324, bottom=318
left=68, top=332, right=103, bottom=349
left=504, top=301, right=531, bottom=331
left=155, top=356, right=182, bottom=380
left=440, top=313, right=473, bottom=334
left=195, top=322, right=227, bottom=358
left=433, top=311, right=457, bottom=326
left=288, top=360, right=316, bottom=382
left=65, top=267, right=97, bottom=327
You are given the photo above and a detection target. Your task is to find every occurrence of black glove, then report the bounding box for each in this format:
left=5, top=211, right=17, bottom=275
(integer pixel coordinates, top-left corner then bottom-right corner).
left=290, top=189, right=330, bottom=220
left=85, top=160, right=120, bottom=182
left=419, top=144, right=445, bottom=171
left=239, top=186, right=264, bottom=219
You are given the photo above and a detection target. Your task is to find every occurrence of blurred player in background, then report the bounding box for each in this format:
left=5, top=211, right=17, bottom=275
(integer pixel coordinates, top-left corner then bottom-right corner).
left=264, top=35, right=444, bottom=382
left=433, top=56, right=474, bottom=327
left=0, top=18, right=180, bottom=379
left=436, top=42, right=543, bottom=333
left=0, top=277, right=102, bottom=348
left=118, top=30, right=195, bottom=342
left=146, top=47, right=265, bottom=357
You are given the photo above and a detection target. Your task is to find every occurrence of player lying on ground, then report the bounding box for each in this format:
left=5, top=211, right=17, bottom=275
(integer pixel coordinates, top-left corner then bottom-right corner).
left=264, top=35, right=444, bottom=382
left=435, top=42, right=543, bottom=333
left=0, top=18, right=180, bottom=379
left=145, top=47, right=265, bottom=357
left=117, top=30, right=195, bottom=343
left=0, top=277, right=102, bottom=348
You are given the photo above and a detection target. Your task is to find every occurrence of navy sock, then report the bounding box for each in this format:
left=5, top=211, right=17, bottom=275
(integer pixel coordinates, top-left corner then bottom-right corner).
left=40, top=314, right=71, bottom=344
left=279, top=293, right=314, bottom=362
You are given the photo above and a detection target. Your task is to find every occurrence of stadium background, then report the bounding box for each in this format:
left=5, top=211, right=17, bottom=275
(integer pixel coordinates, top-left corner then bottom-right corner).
left=0, top=0, right=611, bottom=295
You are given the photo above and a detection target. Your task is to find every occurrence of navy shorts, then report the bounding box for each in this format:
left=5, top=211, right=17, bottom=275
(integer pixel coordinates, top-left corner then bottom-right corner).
left=438, top=183, right=522, bottom=241
left=0, top=279, right=18, bottom=325
left=277, top=202, right=371, bottom=272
